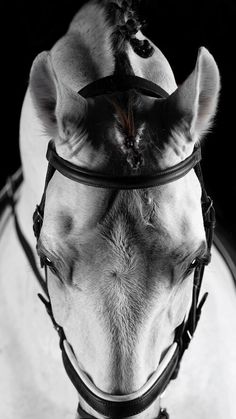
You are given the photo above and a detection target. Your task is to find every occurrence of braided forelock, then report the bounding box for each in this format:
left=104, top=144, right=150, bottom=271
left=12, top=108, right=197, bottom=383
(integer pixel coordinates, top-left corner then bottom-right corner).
left=106, top=91, right=145, bottom=169
left=106, top=91, right=138, bottom=137
left=104, top=0, right=154, bottom=67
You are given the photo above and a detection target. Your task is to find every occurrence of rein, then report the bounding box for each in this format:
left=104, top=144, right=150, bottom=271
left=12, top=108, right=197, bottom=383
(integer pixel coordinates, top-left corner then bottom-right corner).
left=8, top=75, right=215, bottom=419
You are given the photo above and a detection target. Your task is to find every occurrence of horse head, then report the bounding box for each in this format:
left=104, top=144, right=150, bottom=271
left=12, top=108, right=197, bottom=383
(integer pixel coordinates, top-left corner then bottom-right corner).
left=28, top=44, right=220, bottom=417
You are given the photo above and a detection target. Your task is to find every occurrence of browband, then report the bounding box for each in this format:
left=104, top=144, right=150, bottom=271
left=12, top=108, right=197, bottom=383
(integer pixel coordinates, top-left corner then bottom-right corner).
left=46, top=141, right=202, bottom=189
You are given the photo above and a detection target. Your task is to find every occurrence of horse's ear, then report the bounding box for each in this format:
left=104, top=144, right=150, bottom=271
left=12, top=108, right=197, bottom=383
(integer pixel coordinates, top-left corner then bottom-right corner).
left=29, top=51, right=87, bottom=139
left=166, top=47, right=220, bottom=142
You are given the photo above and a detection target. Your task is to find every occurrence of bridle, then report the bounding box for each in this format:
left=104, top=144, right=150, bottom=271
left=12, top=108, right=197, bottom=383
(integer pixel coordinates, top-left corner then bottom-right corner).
left=10, top=75, right=216, bottom=419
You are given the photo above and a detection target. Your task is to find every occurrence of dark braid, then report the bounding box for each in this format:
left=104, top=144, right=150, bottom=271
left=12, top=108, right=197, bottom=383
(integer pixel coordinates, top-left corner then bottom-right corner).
left=103, top=1, right=152, bottom=169
left=107, top=0, right=154, bottom=59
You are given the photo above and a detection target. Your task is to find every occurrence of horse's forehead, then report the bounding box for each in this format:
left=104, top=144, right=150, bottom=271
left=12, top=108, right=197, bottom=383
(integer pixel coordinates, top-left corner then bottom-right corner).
left=44, top=169, right=203, bottom=253
left=45, top=175, right=114, bottom=229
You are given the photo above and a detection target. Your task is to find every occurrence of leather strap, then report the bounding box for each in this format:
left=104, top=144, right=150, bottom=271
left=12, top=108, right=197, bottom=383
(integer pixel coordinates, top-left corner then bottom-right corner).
left=46, top=140, right=202, bottom=189
left=78, top=75, right=169, bottom=99
left=77, top=404, right=169, bottom=419
left=0, top=169, right=23, bottom=216
left=60, top=341, right=179, bottom=418
left=6, top=176, right=48, bottom=296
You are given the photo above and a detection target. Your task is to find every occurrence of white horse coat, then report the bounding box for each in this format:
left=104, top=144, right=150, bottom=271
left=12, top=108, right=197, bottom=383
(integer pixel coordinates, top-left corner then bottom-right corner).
left=0, top=1, right=236, bottom=418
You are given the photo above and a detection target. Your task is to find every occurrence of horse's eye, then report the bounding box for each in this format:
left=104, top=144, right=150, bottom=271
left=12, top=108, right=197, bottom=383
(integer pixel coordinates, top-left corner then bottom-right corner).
left=184, top=258, right=199, bottom=278
left=190, top=258, right=197, bottom=268
left=40, top=256, right=57, bottom=275
left=45, top=257, right=53, bottom=267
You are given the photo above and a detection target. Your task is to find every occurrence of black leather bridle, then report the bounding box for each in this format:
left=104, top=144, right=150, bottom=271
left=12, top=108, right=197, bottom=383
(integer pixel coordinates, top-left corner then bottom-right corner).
left=9, top=75, right=216, bottom=419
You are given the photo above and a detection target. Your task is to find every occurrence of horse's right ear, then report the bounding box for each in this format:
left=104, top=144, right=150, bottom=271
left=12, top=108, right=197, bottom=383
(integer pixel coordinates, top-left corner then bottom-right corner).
left=164, top=47, right=220, bottom=143
left=29, top=51, right=87, bottom=139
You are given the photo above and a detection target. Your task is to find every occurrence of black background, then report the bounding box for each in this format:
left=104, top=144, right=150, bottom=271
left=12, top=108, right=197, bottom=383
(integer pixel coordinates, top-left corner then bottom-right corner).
left=1, top=0, right=236, bottom=250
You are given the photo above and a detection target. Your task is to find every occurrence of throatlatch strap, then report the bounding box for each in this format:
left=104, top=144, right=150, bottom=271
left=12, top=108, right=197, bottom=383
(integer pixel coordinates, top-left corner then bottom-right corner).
left=6, top=176, right=47, bottom=296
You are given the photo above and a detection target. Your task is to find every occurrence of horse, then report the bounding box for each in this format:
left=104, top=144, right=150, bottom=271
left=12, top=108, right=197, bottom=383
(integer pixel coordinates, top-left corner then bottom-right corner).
left=0, top=0, right=236, bottom=418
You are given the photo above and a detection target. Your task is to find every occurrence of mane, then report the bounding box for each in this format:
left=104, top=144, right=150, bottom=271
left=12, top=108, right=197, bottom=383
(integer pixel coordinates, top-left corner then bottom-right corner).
left=100, top=0, right=155, bottom=168
left=104, top=0, right=154, bottom=75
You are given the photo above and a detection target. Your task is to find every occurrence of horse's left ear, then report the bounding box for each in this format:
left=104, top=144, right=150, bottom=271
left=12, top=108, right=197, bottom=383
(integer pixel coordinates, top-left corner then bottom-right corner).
left=29, top=51, right=88, bottom=141
left=166, top=47, right=220, bottom=142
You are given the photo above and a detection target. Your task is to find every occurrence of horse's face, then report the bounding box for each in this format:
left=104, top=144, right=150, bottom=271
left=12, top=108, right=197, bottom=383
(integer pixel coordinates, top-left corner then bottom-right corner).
left=30, top=47, right=220, bottom=397
left=38, top=166, right=205, bottom=392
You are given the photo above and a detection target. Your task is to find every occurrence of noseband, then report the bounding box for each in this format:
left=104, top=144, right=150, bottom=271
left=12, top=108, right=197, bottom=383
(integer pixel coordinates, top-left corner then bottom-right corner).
left=12, top=75, right=216, bottom=418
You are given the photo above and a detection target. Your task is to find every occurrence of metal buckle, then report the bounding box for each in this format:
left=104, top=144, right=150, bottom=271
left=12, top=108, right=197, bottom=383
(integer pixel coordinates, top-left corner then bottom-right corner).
left=203, top=196, right=216, bottom=227
left=158, top=408, right=169, bottom=418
